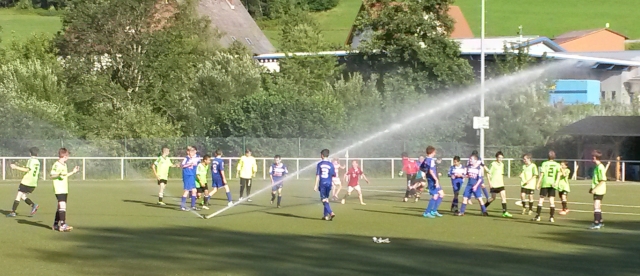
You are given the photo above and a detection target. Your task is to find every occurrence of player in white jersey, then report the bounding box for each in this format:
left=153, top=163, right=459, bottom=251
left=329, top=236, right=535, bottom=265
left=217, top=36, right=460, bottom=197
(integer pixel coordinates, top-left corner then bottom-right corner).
left=331, top=158, right=345, bottom=201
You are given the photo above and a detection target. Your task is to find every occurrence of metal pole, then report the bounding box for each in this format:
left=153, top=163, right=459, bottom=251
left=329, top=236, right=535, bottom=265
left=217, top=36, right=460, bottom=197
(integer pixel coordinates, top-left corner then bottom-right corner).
left=296, top=159, right=300, bottom=180
left=82, top=158, right=86, bottom=180
left=391, top=158, right=394, bottom=179
left=621, top=161, right=626, bottom=182
left=263, top=158, right=266, bottom=180
left=120, top=158, right=124, bottom=180
left=229, top=159, right=233, bottom=179
left=43, top=158, right=47, bottom=180
left=479, top=0, right=486, bottom=161
left=507, top=159, right=511, bottom=178
left=2, top=158, right=5, bottom=180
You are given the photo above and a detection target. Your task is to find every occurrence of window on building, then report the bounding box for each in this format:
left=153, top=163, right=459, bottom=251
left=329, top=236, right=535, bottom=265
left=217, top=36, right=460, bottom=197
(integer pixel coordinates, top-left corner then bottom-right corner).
left=612, top=91, right=616, bottom=101
left=601, top=91, right=605, bottom=99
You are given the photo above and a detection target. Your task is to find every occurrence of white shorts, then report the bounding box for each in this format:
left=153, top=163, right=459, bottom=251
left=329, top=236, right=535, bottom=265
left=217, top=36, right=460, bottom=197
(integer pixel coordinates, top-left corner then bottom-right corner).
left=347, top=185, right=362, bottom=193
left=332, top=177, right=342, bottom=185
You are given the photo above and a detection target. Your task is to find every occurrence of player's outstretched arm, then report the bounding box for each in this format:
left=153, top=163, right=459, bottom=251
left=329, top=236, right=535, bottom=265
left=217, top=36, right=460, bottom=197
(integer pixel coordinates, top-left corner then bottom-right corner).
left=362, top=174, right=370, bottom=184
left=220, top=171, right=227, bottom=185
left=314, top=175, right=319, bottom=191
left=151, top=164, right=159, bottom=179
left=10, top=164, right=29, bottom=173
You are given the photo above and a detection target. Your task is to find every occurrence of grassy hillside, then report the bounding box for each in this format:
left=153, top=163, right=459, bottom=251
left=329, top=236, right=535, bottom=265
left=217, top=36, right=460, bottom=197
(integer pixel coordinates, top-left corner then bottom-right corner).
left=0, top=9, right=62, bottom=45
left=452, top=0, right=640, bottom=39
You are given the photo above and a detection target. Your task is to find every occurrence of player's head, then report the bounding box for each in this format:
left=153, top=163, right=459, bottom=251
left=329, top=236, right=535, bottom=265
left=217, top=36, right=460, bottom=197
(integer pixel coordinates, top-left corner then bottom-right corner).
left=548, top=150, right=556, bottom=161
left=58, top=148, right=69, bottom=162
left=190, top=146, right=198, bottom=157
left=29, top=147, right=39, bottom=157
left=320, top=149, right=330, bottom=159
left=469, top=154, right=478, bottom=164
left=245, top=149, right=252, bottom=156
left=426, top=146, right=436, bottom=157
left=161, top=147, right=170, bottom=156
left=453, top=156, right=460, bottom=165
left=274, top=155, right=281, bottom=164
left=592, top=150, right=602, bottom=163
left=418, top=155, right=425, bottom=162
left=495, top=151, right=504, bottom=162
left=471, top=150, right=478, bottom=156
left=332, top=158, right=339, bottom=163
left=522, top=153, right=531, bottom=165
left=352, top=160, right=358, bottom=168
left=202, top=155, right=211, bottom=164
left=560, top=161, right=568, bottom=169
left=214, top=149, right=222, bottom=157
left=401, top=152, right=408, bottom=158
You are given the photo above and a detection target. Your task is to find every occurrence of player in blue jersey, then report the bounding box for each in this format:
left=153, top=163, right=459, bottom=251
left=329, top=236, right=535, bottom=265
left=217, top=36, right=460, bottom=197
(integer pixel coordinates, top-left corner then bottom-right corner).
left=208, top=149, right=234, bottom=207
left=457, top=154, right=489, bottom=216
left=468, top=150, right=491, bottom=202
left=269, top=155, right=288, bottom=208
left=448, top=156, right=466, bottom=213
left=421, top=146, right=445, bottom=218
left=180, top=146, right=200, bottom=211
left=314, top=149, right=336, bottom=221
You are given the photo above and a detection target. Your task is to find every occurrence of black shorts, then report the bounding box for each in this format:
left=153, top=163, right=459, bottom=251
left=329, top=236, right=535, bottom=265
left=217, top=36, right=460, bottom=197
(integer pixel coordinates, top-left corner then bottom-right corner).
left=540, top=187, right=556, bottom=197
left=56, top=194, right=68, bottom=202
left=593, top=194, right=605, bottom=200
left=558, top=190, right=569, bottom=196
left=521, top=188, right=535, bottom=195
left=240, top=178, right=252, bottom=186
left=490, top=187, right=505, bottom=193
left=18, top=184, right=36, bottom=194
left=158, top=179, right=168, bottom=185
left=197, top=184, right=208, bottom=193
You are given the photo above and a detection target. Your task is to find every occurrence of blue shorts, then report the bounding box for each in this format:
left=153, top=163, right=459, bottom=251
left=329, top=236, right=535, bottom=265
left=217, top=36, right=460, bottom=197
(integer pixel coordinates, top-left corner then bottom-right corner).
left=463, top=184, right=482, bottom=199
left=272, top=180, right=284, bottom=191
left=211, top=177, right=225, bottom=188
left=427, top=179, right=441, bottom=195
left=319, top=185, right=332, bottom=200
left=183, top=175, right=196, bottom=190
left=451, top=179, right=464, bottom=193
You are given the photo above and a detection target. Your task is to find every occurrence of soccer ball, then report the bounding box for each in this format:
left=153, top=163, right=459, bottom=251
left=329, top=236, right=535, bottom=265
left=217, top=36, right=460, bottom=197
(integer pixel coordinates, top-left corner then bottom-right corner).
left=438, top=172, right=442, bottom=177
left=398, top=171, right=404, bottom=177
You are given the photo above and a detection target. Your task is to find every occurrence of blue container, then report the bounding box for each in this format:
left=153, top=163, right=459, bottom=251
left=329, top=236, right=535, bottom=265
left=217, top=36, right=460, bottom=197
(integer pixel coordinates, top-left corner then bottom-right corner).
left=549, top=80, right=601, bottom=105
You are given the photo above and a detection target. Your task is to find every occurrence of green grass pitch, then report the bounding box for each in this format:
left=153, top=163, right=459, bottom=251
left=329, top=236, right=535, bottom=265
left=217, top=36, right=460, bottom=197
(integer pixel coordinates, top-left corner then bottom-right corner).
left=1, top=177, right=640, bottom=275
left=0, top=9, right=62, bottom=45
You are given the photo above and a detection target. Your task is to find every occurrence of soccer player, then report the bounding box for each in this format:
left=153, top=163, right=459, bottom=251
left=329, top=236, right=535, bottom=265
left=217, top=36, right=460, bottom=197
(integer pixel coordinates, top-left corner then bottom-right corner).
left=468, top=150, right=491, bottom=202
left=484, top=151, right=512, bottom=218
left=519, top=154, right=538, bottom=215
left=50, top=148, right=80, bottom=232
left=590, top=150, right=607, bottom=230
left=533, top=150, right=561, bottom=222
left=557, top=161, right=571, bottom=215
left=152, top=147, right=178, bottom=206
left=6, top=147, right=41, bottom=218
left=448, top=156, right=465, bottom=213
left=457, top=154, right=488, bottom=216
left=237, top=149, right=257, bottom=202
left=421, top=146, right=445, bottom=218
left=331, top=158, right=345, bottom=201
left=180, top=146, right=200, bottom=211
left=208, top=149, right=233, bottom=207
left=314, top=149, right=336, bottom=221
left=341, top=160, right=370, bottom=205
left=269, top=155, right=288, bottom=208
left=401, top=152, right=419, bottom=202
left=196, top=155, right=211, bottom=209
left=405, top=156, right=426, bottom=202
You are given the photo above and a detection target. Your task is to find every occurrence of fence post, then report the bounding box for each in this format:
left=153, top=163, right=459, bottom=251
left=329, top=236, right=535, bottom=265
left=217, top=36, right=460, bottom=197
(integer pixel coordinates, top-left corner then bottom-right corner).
left=507, top=159, right=511, bottom=178
left=228, top=159, right=233, bottom=179
left=391, top=158, right=394, bottom=179
left=296, top=159, right=299, bottom=180
left=263, top=158, right=266, bottom=180
left=360, top=158, right=364, bottom=171
left=120, top=158, right=124, bottom=180
left=2, top=158, right=5, bottom=180
left=43, top=158, right=47, bottom=180
left=573, top=160, right=578, bottom=180
left=622, top=161, right=626, bottom=182
left=298, top=138, right=301, bottom=157
left=82, top=158, right=86, bottom=181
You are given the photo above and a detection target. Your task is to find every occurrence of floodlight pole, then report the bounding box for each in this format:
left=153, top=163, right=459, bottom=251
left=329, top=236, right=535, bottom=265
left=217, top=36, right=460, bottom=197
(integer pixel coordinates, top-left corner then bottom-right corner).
left=479, top=0, right=486, bottom=161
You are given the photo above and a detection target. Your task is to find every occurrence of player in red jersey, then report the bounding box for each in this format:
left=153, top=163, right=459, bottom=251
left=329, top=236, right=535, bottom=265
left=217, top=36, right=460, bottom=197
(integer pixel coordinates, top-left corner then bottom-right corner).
left=341, top=161, right=370, bottom=205
left=401, top=152, right=420, bottom=201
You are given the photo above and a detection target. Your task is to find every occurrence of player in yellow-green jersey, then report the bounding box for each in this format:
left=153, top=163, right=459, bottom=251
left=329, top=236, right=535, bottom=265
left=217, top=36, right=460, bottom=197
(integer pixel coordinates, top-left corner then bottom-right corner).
left=6, top=147, right=41, bottom=218
left=533, top=151, right=562, bottom=222
left=152, top=147, right=178, bottom=205
left=50, top=148, right=80, bottom=232
left=590, top=150, right=607, bottom=230
left=484, top=151, right=512, bottom=218
left=519, top=154, right=538, bottom=215
left=196, top=155, right=211, bottom=209
left=557, top=161, right=571, bottom=215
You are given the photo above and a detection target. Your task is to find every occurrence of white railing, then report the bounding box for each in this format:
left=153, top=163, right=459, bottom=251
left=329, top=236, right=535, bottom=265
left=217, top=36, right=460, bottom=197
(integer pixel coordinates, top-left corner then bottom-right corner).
left=0, top=157, right=637, bottom=181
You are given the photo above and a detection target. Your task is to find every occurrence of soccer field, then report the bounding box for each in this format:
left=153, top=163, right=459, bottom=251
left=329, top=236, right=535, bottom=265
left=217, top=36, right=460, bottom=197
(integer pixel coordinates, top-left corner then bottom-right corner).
left=1, top=178, right=639, bottom=276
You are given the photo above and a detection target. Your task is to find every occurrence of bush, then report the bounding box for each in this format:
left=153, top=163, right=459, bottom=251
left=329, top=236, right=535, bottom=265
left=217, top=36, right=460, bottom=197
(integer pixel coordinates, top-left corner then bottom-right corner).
left=307, top=0, right=338, bottom=12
